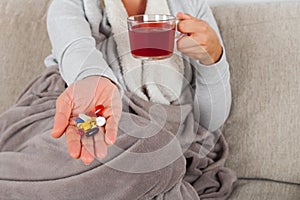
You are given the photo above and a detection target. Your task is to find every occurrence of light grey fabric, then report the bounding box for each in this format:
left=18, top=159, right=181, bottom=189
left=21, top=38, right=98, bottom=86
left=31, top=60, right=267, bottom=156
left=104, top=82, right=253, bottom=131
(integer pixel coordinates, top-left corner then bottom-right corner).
left=46, top=0, right=231, bottom=132
left=0, top=66, right=236, bottom=199
left=211, top=2, right=300, bottom=184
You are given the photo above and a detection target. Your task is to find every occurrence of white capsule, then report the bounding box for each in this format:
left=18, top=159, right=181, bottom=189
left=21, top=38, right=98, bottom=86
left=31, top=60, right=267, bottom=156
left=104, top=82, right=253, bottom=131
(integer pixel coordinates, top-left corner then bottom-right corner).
left=79, top=113, right=91, bottom=122
left=96, top=116, right=106, bottom=127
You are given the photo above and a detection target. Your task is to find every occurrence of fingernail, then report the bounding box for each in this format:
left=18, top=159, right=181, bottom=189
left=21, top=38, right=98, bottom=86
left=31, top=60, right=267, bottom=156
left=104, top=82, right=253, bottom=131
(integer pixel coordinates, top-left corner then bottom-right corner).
left=51, top=130, right=59, bottom=138
left=84, top=162, right=90, bottom=166
left=83, top=158, right=94, bottom=165
left=97, top=152, right=107, bottom=159
left=70, top=152, right=78, bottom=159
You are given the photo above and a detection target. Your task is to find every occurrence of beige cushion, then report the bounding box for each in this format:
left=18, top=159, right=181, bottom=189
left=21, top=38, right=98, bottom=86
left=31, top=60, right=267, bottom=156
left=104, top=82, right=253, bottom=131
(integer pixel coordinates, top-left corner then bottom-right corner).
left=229, top=180, right=300, bottom=200
left=0, top=0, right=52, bottom=113
left=212, top=3, right=300, bottom=183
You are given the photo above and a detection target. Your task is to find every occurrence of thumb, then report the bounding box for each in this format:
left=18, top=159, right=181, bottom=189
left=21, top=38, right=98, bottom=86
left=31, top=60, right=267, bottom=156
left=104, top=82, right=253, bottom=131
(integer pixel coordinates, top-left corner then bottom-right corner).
left=176, top=12, right=194, bottom=20
left=51, top=92, right=72, bottom=138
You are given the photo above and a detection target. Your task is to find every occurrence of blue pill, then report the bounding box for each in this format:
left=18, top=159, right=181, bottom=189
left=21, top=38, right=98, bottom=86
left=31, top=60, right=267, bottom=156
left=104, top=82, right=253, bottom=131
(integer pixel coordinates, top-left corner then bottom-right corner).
left=76, top=118, right=84, bottom=124
left=85, top=127, right=99, bottom=137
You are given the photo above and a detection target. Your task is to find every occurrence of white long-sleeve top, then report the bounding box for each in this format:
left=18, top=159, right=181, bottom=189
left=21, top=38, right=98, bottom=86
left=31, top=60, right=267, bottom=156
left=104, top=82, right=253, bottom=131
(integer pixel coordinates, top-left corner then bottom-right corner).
left=45, top=0, right=231, bottom=132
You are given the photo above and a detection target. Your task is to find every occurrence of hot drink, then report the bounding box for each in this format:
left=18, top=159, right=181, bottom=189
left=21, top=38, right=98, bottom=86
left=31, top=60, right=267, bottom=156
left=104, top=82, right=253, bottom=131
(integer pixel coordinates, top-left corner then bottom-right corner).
left=127, top=14, right=176, bottom=60
left=129, top=23, right=175, bottom=59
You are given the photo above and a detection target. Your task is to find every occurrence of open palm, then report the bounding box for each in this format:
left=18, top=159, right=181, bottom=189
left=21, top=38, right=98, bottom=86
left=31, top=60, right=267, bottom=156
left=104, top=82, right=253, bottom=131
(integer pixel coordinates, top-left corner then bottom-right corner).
left=51, top=76, right=122, bottom=165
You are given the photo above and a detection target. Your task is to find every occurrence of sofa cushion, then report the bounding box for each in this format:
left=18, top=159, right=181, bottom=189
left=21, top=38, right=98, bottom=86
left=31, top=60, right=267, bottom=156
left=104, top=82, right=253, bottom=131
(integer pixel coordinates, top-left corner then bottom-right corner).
left=212, top=3, right=300, bottom=183
left=229, top=180, right=300, bottom=200
left=0, top=0, right=52, bottom=113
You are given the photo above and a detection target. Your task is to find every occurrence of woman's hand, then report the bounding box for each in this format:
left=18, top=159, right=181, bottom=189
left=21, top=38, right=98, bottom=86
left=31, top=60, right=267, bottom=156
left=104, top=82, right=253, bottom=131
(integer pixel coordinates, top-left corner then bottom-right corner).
left=51, top=76, right=122, bottom=165
left=176, top=12, right=223, bottom=65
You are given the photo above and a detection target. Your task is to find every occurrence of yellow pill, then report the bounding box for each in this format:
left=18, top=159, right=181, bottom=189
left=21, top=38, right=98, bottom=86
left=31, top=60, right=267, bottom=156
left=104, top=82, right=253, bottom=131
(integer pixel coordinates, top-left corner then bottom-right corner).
left=81, top=121, right=92, bottom=131
left=91, top=121, right=96, bottom=127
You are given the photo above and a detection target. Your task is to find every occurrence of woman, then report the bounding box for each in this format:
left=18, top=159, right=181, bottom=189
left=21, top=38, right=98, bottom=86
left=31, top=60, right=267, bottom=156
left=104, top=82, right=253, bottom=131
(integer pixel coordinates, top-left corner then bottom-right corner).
left=0, top=0, right=235, bottom=199
left=47, top=0, right=231, bottom=165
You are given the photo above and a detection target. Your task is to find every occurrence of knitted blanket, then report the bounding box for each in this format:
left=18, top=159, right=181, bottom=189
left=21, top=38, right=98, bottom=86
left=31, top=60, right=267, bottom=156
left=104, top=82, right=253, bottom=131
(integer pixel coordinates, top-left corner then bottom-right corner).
left=0, top=66, right=236, bottom=200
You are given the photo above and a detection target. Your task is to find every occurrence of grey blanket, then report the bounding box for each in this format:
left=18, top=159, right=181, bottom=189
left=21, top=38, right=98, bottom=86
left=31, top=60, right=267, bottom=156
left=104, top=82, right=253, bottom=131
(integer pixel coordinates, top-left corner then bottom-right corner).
left=0, top=66, right=236, bottom=200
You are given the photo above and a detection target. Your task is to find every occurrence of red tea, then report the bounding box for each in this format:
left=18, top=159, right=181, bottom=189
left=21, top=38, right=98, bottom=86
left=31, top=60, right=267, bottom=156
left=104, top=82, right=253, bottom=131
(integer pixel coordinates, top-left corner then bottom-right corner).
left=129, top=22, right=175, bottom=59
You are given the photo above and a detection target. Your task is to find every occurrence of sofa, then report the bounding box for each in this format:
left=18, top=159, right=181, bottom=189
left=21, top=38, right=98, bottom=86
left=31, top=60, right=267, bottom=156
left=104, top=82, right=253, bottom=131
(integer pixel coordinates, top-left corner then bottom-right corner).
left=0, top=0, right=299, bottom=199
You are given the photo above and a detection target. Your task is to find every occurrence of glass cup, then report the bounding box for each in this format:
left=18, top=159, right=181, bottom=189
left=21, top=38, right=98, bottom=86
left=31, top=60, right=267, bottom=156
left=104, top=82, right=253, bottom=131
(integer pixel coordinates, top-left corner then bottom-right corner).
left=127, top=14, right=177, bottom=60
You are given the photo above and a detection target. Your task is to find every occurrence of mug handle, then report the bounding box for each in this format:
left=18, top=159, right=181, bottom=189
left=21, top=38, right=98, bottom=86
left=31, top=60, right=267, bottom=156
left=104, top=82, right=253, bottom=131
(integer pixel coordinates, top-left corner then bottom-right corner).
left=175, top=19, right=187, bottom=41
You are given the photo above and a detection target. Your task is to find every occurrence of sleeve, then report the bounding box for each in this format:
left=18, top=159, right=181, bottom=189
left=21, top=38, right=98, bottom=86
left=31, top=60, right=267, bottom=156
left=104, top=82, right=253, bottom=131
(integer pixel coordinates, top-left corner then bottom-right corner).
left=191, top=0, right=232, bottom=132
left=46, top=0, right=123, bottom=94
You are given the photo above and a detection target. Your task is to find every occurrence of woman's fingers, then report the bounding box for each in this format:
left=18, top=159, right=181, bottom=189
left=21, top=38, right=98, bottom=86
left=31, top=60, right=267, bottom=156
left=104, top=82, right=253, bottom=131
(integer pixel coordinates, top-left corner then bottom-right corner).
left=80, top=146, right=94, bottom=165
left=175, top=12, right=222, bottom=64
left=81, top=135, right=95, bottom=165
left=104, top=115, right=119, bottom=146
left=54, top=76, right=123, bottom=164
left=66, top=125, right=107, bottom=164
left=177, top=12, right=193, bottom=20
left=66, top=126, right=81, bottom=159
left=94, top=127, right=107, bottom=159
left=177, top=12, right=199, bottom=34
left=100, top=85, right=122, bottom=146
left=52, top=92, right=72, bottom=138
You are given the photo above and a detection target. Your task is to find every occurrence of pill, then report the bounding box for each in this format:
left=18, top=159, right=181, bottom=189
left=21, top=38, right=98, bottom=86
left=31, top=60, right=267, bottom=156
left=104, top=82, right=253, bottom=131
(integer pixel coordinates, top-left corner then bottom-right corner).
left=79, top=113, right=91, bottom=122
left=76, top=118, right=84, bottom=124
left=96, top=116, right=106, bottom=127
left=87, top=111, right=97, bottom=118
left=94, top=105, right=105, bottom=117
left=78, top=129, right=85, bottom=136
left=85, top=127, right=99, bottom=137
left=81, top=121, right=92, bottom=131
left=91, top=121, right=96, bottom=127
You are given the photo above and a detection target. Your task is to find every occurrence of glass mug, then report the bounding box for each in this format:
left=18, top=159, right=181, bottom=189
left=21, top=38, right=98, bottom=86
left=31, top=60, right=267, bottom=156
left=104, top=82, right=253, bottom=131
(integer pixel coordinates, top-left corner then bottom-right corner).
left=127, top=14, right=177, bottom=60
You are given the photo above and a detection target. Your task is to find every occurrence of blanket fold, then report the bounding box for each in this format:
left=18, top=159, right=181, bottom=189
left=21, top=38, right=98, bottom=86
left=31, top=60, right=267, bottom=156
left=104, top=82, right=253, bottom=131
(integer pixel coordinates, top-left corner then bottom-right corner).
left=0, top=66, right=236, bottom=200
